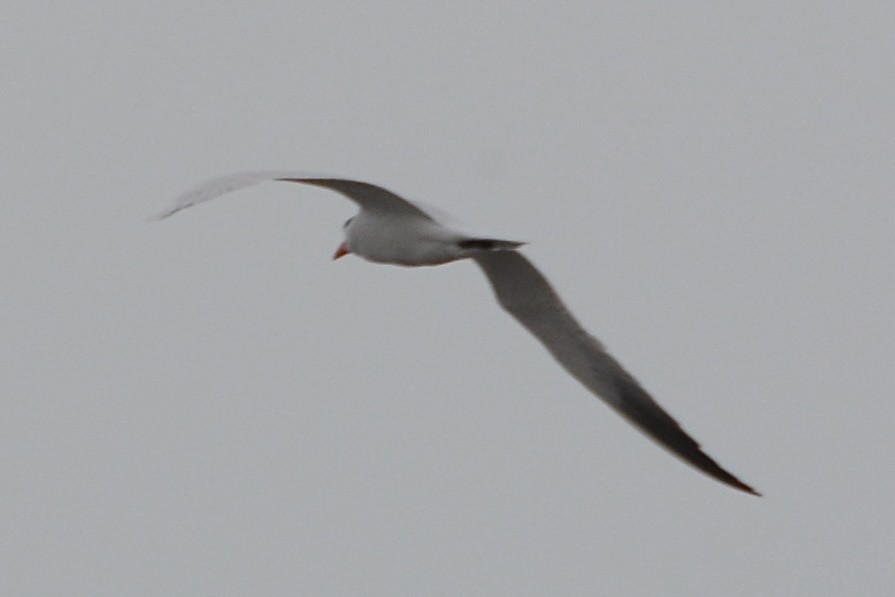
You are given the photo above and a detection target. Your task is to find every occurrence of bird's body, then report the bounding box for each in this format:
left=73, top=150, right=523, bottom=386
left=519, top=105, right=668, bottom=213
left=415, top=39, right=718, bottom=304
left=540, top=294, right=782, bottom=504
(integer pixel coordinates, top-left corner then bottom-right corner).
left=342, top=209, right=518, bottom=266
left=157, top=171, right=759, bottom=496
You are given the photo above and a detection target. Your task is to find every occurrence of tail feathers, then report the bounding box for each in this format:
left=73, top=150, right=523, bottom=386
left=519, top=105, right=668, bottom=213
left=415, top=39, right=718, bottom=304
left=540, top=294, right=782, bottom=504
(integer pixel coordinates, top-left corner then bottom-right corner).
left=457, top=238, right=525, bottom=252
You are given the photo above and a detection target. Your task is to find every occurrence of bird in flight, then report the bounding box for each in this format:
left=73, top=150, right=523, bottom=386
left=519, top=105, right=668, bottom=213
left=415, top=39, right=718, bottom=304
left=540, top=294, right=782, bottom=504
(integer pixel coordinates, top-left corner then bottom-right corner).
left=157, top=171, right=759, bottom=496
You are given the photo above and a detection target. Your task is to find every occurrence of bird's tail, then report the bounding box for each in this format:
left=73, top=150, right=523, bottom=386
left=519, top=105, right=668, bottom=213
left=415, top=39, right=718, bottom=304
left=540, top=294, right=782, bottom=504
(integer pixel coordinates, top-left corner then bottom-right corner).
left=456, top=238, right=526, bottom=253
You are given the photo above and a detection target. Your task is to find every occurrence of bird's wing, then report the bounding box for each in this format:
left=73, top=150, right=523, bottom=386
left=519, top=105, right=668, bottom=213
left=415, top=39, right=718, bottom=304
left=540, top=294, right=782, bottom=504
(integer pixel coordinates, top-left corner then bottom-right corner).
left=473, top=250, right=759, bottom=495
left=154, top=171, right=434, bottom=221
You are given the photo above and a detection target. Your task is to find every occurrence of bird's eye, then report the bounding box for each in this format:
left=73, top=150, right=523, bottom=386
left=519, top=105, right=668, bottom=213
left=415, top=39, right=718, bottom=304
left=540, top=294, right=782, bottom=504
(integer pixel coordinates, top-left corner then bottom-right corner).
left=343, top=217, right=354, bottom=229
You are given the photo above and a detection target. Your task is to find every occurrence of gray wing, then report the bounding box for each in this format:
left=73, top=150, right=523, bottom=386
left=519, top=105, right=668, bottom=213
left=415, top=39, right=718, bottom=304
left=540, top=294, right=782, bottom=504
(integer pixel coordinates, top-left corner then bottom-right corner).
left=473, top=250, right=759, bottom=495
left=155, top=170, right=434, bottom=220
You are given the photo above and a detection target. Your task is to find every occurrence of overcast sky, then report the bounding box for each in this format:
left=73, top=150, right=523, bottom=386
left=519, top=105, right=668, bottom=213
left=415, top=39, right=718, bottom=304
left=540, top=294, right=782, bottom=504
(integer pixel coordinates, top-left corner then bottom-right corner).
left=4, top=3, right=894, bottom=595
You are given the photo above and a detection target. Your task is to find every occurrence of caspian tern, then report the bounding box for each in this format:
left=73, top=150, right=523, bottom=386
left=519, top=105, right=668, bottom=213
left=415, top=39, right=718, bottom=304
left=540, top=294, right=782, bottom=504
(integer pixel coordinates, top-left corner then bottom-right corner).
left=157, top=171, right=759, bottom=496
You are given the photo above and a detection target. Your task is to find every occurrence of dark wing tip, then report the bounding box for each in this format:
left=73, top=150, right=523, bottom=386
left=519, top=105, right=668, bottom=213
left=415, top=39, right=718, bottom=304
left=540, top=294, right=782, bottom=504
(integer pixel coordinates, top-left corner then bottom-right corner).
left=715, top=472, right=760, bottom=496
left=731, top=479, right=762, bottom=497
left=744, top=487, right=762, bottom=497
left=612, top=373, right=761, bottom=496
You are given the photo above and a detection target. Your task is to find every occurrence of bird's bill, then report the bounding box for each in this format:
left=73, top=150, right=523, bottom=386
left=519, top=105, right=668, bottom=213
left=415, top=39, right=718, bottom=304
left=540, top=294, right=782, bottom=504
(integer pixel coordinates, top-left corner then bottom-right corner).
left=333, top=242, right=350, bottom=260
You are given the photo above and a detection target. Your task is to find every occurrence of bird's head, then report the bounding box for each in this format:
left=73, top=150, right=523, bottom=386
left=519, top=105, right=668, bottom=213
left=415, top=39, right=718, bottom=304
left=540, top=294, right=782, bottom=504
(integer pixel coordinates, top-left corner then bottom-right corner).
left=333, top=216, right=354, bottom=260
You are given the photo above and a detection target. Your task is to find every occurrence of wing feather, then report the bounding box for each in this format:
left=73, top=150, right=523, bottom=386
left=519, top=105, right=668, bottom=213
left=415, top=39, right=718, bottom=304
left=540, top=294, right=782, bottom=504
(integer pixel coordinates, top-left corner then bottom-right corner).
left=155, top=171, right=433, bottom=220
left=473, top=250, right=758, bottom=495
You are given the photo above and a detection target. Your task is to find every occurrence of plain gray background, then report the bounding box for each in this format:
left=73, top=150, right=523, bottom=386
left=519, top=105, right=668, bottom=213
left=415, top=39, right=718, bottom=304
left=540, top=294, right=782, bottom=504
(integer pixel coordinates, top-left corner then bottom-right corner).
left=4, top=3, right=893, bottom=595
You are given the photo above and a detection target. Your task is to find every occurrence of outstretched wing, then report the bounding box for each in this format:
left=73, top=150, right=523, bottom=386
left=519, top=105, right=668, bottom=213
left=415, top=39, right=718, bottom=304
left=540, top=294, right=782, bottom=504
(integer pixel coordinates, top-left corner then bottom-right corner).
left=473, top=250, right=759, bottom=495
left=155, top=171, right=434, bottom=220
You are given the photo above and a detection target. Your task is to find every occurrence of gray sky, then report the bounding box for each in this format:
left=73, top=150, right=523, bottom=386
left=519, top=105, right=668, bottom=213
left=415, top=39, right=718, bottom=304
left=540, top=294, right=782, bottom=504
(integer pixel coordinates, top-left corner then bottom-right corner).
left=4, top=2, right=894, bottom=595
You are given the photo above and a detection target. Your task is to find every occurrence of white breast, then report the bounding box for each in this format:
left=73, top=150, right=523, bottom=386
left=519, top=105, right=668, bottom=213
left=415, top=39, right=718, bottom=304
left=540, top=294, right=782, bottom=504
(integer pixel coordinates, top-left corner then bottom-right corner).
left=345, top=211, right=465, bottom=266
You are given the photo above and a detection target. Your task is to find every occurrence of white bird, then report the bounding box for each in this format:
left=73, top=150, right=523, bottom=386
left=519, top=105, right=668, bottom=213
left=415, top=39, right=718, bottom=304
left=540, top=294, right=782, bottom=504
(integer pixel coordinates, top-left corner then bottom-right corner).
left=157, top=171, right=759, bottom=496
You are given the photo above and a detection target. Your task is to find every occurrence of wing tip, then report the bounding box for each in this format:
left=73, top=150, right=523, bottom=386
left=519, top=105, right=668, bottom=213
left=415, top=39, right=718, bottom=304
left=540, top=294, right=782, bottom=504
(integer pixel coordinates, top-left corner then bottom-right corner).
left=730, top=479, right=762, bottom=497
left=150, top=206, right=179, bottom=221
